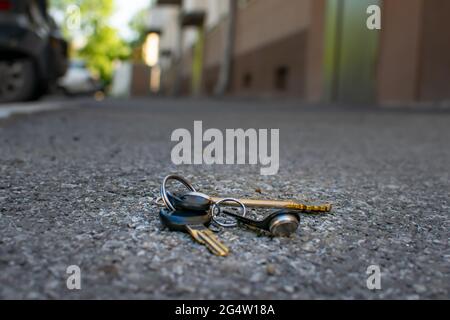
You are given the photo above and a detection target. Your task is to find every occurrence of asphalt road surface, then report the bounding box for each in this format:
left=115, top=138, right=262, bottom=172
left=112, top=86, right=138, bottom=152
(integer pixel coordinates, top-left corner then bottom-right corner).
left=0, top=97, right=449, bottom=299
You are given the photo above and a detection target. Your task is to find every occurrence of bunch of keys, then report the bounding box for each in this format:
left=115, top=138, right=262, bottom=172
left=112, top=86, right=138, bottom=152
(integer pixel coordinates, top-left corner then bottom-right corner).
left=156, top=174, right=332, bottom=256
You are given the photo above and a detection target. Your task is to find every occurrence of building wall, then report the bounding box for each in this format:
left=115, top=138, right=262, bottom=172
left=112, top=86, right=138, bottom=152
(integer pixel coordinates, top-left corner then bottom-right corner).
left=203, top=19, right=226, bottom=68
left=157, top=7, right=180, bottom=59
left=160, top=62, right=177, bottom=94
left=306, top=0, right=326, bottom=102
left=377, top=0, right=450, bottom=103
left=205, top=0, right=229, bottom=29
left=230, top=31, right=308, bottom=96
left=324, top=0, right=380, bottom=104
left=131, top=64, right=151, bottom=96
left=233, top=0, right=311, bottom=56
left=180, top=46, right=194, bottom=94
left=202, top=18, right=226, bottom=95
left=419, top=0, right=450, bottom=102
left=202, top=64, right=220, bottom=95
left=229, top=0, right=312, bottom=96
left=377, top=0, right=423, bottom=103
left=162, top=0, right=450, bottom=103
left=182, top=0, right=208, bottom=51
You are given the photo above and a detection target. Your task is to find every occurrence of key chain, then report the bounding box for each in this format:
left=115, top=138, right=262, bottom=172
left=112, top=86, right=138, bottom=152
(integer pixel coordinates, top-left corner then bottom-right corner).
left=157, top=174, right=332, bottom=238
left=212, top=200, right=300, bottom=237
left=157, top=174, right=332, bottom=213
left=159, top=207, right=229, bottom=256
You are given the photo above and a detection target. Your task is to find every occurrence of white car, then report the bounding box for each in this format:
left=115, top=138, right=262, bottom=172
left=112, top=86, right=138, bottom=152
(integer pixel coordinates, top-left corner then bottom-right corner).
left=58, top=60, right=101, bottom=95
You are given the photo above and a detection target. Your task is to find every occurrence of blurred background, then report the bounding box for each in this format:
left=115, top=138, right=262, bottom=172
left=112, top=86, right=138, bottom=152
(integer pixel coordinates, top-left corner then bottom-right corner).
left=1, top=0, right=450, bottom=104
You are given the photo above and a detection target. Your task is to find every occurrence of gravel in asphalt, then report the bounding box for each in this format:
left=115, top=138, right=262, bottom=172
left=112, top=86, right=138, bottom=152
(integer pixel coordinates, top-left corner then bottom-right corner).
left=0, top=97, right=449, bottom=299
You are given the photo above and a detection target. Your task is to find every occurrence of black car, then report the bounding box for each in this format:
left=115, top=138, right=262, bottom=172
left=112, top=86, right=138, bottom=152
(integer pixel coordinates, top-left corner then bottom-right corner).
left=0, top=0, right=68, bottom=102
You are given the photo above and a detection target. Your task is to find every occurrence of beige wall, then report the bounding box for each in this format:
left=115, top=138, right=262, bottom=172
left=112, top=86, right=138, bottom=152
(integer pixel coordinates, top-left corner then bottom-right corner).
left=419, top=0, right=450, bottom=101
left=173, top=0, right=450, bottom=103
left=131, top=64, right=151, bottom=96
left=205, top=0, right=229, bottom=28
left=234, top=0, right=311, bottom=56
left=158, top=7, right=180, bottom=58
left=200, top=0, right=314, bottom=97
left=203, top=19, right=226, bottom=68
left=377, top=0, right=423, bottom=103
left=377, top=0, right=450, bottom=103
left=306, top=0, right=326, bottom=102
left=180, top=47, right=194, bottom=77
left=182, top=0, right=208, bottom=51
left=230, top=31, right=308, bottom=96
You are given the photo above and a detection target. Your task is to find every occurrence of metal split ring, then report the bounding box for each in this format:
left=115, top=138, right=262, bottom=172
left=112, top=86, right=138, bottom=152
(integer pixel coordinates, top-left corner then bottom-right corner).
left=160, top=174, right=196, bottom=211
left=211, top=198, right=246, bottom=228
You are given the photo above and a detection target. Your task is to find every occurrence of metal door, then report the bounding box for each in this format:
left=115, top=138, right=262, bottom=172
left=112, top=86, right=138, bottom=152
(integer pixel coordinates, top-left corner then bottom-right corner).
left=323, top=0, right=381, bottom=104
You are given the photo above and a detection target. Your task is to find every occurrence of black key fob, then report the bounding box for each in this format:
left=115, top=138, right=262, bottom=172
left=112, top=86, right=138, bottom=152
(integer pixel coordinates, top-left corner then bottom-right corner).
left=221, top=209, right=300, bottom=237
left=159, top=208, right=212, bottom=232
left=166, top=191, right=212, bottom=212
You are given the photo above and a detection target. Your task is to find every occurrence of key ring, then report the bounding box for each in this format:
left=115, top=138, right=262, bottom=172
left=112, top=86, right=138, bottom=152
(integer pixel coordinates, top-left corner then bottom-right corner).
left=160, top=174, right=196, bottom=211
left=211, top=198, right=246, bottom=228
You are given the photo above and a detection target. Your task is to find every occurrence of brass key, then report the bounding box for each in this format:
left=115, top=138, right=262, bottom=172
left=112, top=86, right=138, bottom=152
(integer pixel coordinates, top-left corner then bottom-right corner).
left=159, top=208, right=229, bottom=256
left=210, top=196, right=332, bottom=212
left=185, top=224, right=229, bottom=256
left=166, top=191, right=331, bottom=213
left=160, top=174, right=332, bottom=214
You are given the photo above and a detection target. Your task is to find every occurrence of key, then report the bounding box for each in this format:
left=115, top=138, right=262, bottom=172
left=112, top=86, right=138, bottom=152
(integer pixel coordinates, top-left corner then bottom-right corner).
left=159, top=208, right=229, bottom=257
left=169, top=191, right=332, bottom=213
left=211, top=196, right=332, bottom=212
left=216, top=207, right=300, bottom=237
left=167, top=193, right=302, bottom=236
left=166, top=191, right=211, bottom=212
left=159, top=174, right=332, bottom=214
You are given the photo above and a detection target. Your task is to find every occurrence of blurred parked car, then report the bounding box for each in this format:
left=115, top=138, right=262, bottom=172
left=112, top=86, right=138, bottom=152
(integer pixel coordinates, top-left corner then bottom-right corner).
left=0, top=0, right=68, bottom=103
left=58, top=60, right=103, bottom=96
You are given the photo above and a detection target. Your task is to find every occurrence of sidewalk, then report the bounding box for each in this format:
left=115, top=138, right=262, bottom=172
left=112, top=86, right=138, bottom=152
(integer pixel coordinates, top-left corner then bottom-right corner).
left=0, top=97, right=448, bottom=299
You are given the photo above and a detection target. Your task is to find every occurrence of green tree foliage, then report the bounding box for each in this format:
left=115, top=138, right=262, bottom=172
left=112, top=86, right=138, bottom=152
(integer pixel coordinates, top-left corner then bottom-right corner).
left=79, top=24, right=130, bottom=84
left=128, top=8, right=149, bottom=48
left=50, top=0, right=130, bottom=85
